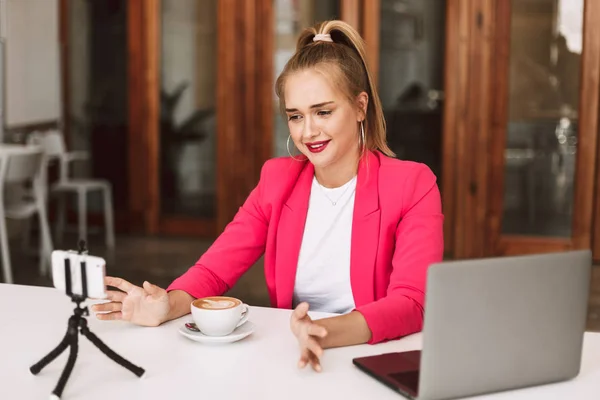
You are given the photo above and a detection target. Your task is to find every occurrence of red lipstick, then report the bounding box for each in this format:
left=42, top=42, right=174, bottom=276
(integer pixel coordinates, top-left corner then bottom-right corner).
left=305, top=140, right=330, bottom=153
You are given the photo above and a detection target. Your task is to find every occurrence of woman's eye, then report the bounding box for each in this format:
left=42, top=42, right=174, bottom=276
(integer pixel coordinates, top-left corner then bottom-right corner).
left=288, top=115, right=302, bottom=121
left=317, top=110, right=332, bottom=116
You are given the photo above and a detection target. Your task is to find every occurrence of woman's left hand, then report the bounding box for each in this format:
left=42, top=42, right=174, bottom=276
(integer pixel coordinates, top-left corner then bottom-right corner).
left=290, top=302, right=328, bottom=372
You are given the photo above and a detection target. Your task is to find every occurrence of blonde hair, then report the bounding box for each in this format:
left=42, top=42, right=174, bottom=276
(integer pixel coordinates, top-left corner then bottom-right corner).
left=275, top=20, right=394, bottom=158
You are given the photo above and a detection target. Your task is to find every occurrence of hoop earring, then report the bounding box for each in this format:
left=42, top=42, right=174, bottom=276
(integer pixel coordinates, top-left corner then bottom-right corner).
left=287, top=134, right=303, bottom=161
left=360, top=121, right=366, bottom=153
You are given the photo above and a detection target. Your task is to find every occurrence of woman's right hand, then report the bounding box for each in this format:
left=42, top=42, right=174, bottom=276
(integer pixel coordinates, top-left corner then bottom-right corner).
left=92, top=276, right=171, bottom=327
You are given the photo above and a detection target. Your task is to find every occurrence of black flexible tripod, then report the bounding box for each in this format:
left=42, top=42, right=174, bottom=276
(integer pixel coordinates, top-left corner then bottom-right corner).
left=30, top=241, right=145, bottom=399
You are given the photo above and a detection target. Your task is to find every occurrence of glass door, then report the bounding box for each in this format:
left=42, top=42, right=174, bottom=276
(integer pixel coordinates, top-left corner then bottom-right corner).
left=487, top=0, right=600, bottom=255
left=158, top=0, right=217, bottom=233
left=144, top=0, right=278, bottom=236
left=64, top=0, right=264, bottom=237
left=123, top=0, right=218, bottom=236
left=360, top=0, right=450, bottom=254
left=376, top=0, right=445, bottom=181
left=502, top=0, right=580, bottom=238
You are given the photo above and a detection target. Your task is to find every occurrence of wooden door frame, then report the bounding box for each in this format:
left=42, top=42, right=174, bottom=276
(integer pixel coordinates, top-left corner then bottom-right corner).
left=129, top=0, right=274, bottom=237
left=61, top=0, right=481, bottom=253
left=216, top=0, right=273, bottom=232
left=217, top=0, right=360, bottom=235
left=340, top=0, right=381, bottom=83
left=358, top=0, right=600, bottom=259
left=451, top=0, right=496, bottom=259
left=485, top=0, right=600, bottom=257
left=128, top=0, right=157, bottom=233
left=346, top=0, right=381, bottom=83
left=588, top=7, right=600, bottom=262
left=62, top=0, right=325, bottom=237
left=131, top=0, right=361, bottom=237
left=65, top=0, right=600, bottom=255
left=440, top=0, right=469, bottom=258
left=341, top=0, right=361, bottom=29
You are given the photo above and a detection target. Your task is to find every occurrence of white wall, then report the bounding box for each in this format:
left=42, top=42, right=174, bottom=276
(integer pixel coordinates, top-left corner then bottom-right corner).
left=5, top=0, right=60, bottom=127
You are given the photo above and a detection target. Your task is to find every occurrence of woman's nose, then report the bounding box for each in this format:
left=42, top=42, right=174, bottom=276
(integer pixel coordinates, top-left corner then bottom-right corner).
left=302, top=117, right=319, bottom=139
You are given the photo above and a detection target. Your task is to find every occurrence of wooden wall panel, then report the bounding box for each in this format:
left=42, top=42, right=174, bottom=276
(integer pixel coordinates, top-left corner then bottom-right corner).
left=577, top=0, right=600, bottom=252
left=341, top=0, right=361, bottom=30
left=216, top=0, right=273, bottom=232
left=145, top=0, right=160, bottom=234
left=486, top=0, right=510, bottom=255
left=128, top=0, right=160, bottom=233
left=256, top=0, right=274, bottom=175
left=216, top=0, right=237, bottom=232
left=589, top=0, right=600, bottom=259
left=127, top=0, right=147, bottom=232
left=449, top=0, right=497, bottom=259
left=469, top=0, right=495, bottom=258
left=496, top=237, right=572, bottom=256
left=440, top=0, right=464, bottom=257
left=361, top=0, right=380, bottom=85
left=450, top=0, right=473, bottom=258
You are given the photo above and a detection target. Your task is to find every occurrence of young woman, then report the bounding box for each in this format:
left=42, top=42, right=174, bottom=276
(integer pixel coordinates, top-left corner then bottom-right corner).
left=93, top=20, right=444, bottom=372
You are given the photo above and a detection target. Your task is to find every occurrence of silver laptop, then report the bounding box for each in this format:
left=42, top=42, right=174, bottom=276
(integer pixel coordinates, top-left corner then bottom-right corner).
left=353, top=250, right=592, bottom=400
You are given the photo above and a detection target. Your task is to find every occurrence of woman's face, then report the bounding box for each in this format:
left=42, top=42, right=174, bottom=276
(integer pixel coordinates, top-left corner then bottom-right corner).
left=284, top=68, right=367, bottom=172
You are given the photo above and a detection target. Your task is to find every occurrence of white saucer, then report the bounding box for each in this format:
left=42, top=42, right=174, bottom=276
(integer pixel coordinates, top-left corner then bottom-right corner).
left=178, top=321, right=255, bottom=344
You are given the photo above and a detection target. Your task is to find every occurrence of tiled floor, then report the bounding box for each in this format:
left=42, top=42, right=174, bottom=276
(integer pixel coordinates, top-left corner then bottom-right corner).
left=5, top=234, right=600, bottom=332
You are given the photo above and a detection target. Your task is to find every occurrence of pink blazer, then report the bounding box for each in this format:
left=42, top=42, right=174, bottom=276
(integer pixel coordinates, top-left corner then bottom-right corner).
left=167, top=151, right=444, bottom=344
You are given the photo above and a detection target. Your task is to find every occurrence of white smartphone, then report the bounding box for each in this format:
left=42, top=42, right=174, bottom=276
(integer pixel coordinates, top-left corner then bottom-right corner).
left=51, top=250, right=107, bottom=299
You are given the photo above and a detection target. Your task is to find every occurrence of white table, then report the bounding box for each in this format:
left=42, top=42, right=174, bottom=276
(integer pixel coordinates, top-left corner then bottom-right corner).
left=1, top=284, right=599, bottom=400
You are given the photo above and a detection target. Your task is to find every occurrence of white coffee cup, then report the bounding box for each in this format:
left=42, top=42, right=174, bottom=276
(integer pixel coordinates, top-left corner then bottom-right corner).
left=191, top=296, right=249, bottom=336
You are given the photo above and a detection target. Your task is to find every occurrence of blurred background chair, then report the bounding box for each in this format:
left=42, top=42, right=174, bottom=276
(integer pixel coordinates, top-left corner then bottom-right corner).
left=27, top=130, right=115, bottom=250
left=0, top=145, right=53, bottom=283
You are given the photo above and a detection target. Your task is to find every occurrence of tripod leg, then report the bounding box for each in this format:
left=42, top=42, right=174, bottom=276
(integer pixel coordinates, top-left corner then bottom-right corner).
left=80, top=324, right=145, bottom=377
left=51, top=330, right=79, bottom=400
left=30, top=316, right=76, bottom=375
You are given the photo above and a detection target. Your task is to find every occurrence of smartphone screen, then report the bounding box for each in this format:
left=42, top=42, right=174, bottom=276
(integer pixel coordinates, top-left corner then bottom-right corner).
left=51, top=250, right=107, bottom=299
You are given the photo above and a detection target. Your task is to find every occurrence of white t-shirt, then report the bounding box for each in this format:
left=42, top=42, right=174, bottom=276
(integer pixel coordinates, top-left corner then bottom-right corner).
left=292, top=175, right=357, bottom=314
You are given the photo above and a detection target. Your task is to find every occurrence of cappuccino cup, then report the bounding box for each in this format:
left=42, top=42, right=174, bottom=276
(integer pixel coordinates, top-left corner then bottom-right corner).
left=191, top=296, right=249, bottom=336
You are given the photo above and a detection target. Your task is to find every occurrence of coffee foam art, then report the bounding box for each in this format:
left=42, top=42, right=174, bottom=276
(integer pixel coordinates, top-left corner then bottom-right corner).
left=204, top=299, right=236, bottom=309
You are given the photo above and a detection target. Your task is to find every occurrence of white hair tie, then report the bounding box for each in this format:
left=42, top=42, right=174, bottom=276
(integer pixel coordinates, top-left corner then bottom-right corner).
left=313, top=33, right=333, bottom=43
